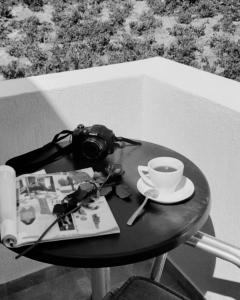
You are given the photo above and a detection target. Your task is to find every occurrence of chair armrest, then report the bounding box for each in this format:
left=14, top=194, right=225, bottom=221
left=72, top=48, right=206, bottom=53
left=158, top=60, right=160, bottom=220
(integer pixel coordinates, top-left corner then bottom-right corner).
left=185, top=231, right=240, bottom=268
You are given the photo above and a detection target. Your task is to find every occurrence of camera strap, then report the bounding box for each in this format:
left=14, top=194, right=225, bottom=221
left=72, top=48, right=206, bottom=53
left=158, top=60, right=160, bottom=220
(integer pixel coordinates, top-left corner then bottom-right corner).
left=6, top=130, right=73, bottom=176
left=116, top=136, right=141, bottom=146
left=6, top=126, right=142, bottom=175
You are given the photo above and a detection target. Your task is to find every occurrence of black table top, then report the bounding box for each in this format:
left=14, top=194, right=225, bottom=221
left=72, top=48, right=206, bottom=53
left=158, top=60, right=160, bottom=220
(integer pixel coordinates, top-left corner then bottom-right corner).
left=11, top=141, right=210, bottom=268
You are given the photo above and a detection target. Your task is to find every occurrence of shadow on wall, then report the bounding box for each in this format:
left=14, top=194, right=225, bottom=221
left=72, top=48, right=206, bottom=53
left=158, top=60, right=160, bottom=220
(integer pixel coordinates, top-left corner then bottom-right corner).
left=170, top=217, right=240, bottom=299
left=0, top=79, right=70, bottom=284
left=0, top=74, right=144, bottom=165
left=2, top=76, right=135, bottom=172
left=0, top=90, right=69, bottom=165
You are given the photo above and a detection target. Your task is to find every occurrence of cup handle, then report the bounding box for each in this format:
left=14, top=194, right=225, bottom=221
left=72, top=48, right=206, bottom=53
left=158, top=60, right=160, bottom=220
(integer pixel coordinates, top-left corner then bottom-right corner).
left=138, top=166, right=153, bottom=187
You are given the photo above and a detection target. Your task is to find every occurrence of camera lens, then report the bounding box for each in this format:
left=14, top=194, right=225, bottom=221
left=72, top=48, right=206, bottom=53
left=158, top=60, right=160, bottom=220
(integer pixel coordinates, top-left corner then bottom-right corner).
left=81, top=138, right=105, bottom=160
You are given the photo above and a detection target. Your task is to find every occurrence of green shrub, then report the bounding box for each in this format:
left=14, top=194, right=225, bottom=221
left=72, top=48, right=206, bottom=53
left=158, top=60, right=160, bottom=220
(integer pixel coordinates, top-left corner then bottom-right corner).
left=18, top=16, right=53, bottom=44
left=147, top=0, right=191, bottom=15
left=220, top=0, right=240, bottom=22
left=201, top=56, right=217, bottom=74
left=0, top=0, right=12, bottom=18
left=0, top=21, right=7, bottom=44
left=7, top=41, right=26, bottom=57
left=1, top=61, right=26, bottom=79
left=216, top=39, right=240, bottom=81
left=169, top=24, right=205, bottom=39
left=57, top=18, right=115, bottom=55
left=197, top=0, right=215, bottom=18
left=178, top=11, right=192, bottom=24
left=22, top=0, right=44, bottom=12
left=20, top=16, right=42, bottom=43
left=146, top=0, right=165, bottom=15
left=221, top=16, right=236, bottom=34
left=165, top=32, right=199, bottom=67
left=42, top=44, right=69, bottom=73
left=107, top=34, right=162, bottom=64
left=129, top=11, right=161, bottom=35
left=108, top=1, right=133, bottom=24
left=66, top=43, right=93, bottom=69
left=212, top=23, right=220, bottom=32
left=42, top=41, right=95, bottom=74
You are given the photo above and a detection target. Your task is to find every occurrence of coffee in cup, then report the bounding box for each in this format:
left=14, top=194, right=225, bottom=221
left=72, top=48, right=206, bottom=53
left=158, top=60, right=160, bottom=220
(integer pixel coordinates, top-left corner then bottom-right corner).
left=138, top=157, right=184, bottom=194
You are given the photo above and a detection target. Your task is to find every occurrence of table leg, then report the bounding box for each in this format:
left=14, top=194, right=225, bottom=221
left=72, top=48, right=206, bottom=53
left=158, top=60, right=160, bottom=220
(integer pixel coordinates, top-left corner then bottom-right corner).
left=150, top=253, right=168, bottom=282
left=91, top=267, right=110, bottom=300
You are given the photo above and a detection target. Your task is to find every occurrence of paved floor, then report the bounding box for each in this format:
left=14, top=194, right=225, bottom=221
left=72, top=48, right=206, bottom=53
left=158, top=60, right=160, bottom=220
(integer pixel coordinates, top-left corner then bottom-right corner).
left=3, top=259, right=192, bottom=300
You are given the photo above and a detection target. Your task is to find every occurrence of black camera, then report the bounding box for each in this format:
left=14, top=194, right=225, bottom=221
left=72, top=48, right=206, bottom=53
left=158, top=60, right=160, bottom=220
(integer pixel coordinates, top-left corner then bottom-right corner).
left=72, top=124, right=141, bottom=160
left=6, top=124, right=141, bottom=174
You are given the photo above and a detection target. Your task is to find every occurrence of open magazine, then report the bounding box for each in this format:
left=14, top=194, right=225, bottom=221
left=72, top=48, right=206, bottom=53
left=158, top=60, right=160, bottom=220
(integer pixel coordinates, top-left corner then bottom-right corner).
left=0, top=165, right=120, bottom=248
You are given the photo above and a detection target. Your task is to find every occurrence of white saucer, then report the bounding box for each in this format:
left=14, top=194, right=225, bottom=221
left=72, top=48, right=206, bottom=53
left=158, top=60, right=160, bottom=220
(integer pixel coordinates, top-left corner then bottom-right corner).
left=137, top=176, right=195, bottom=204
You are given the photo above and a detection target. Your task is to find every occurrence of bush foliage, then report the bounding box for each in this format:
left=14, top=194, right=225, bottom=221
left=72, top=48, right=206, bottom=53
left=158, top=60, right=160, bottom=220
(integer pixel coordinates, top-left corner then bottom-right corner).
left=1, top=0, right=240, bottom=82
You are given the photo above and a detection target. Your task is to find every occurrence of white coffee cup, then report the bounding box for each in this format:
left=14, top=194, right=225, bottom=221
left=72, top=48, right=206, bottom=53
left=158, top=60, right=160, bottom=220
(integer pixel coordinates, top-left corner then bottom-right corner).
left=138, top=157, right=184, bottom=194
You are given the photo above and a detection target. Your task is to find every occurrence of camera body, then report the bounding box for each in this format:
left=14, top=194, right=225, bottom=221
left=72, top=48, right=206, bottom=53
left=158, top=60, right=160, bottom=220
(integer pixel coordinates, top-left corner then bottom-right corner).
left=72, top=124, right=116, bottom=160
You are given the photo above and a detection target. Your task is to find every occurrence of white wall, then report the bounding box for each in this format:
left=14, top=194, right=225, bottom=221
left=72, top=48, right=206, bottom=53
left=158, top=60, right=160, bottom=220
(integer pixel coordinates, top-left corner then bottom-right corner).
left=0, top=58, right=240, bottom=299
left=142, top=74, right=240, bottom=300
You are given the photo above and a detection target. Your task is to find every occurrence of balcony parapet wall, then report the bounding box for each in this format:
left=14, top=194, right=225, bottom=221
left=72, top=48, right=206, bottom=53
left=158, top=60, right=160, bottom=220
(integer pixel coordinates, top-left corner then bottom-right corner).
left=0, top=58, right=240, bottom=299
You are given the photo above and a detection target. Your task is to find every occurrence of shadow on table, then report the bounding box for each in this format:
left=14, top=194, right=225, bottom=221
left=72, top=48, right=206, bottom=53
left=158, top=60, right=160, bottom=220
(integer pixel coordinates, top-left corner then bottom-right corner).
left=170, top=217, right=240, bottom=299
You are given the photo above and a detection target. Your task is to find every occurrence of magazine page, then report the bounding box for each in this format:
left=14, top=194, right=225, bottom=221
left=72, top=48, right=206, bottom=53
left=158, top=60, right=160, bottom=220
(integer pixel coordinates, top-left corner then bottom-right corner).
left=15, top=168, right=120, bottom=247
left=0, top=167, right=48, bottom=247
left=0, top=166, right=18, bottom=247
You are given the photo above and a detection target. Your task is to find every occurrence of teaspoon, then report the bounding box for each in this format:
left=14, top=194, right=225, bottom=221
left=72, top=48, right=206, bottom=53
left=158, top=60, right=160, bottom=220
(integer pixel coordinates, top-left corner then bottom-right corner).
left=127, top=189, right=159, bottom=226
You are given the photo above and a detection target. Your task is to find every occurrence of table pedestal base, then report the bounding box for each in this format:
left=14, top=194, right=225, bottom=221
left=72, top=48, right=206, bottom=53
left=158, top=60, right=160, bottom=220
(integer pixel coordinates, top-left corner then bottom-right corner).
left=91, top=268, right=110, bottom=300
left=150, top=253, right=168, bottom=282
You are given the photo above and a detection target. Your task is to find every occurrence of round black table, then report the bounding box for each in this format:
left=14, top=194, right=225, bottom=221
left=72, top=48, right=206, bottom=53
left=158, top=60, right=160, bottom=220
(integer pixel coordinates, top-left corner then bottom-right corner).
left=11, top=141, right=211, bottom=299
